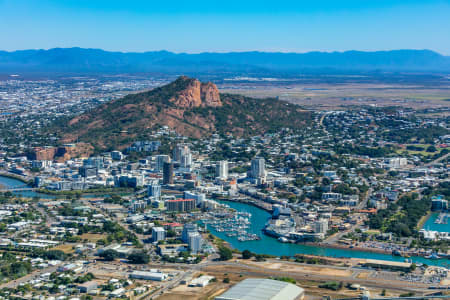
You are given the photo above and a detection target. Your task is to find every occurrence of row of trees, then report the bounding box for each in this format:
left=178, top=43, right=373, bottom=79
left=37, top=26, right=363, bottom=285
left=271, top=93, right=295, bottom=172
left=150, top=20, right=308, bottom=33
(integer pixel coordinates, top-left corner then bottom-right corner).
left=99, top=249, right=150, bottom=264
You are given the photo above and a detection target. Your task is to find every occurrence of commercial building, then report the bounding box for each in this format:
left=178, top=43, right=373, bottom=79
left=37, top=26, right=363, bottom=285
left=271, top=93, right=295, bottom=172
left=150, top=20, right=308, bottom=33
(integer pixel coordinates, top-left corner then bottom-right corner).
left=216, top=160, right=229, bottom=179
left=189, top=275, right=214, bottom=287
left=182, top=223, right=198, bottom=242
left=180, top=151, right=192, bottom=169
left=184, top=191, right=205, bottom=205
left=251, top=157, right=265, bottom=179
left=321, top=192, right=342, bottom=201
left=215, top=278, right=305, bottom=300
left=114, top=175, right=144, bottom=188
left=78, top=281, right=98, bottom=293
left=362, top=259, right=412, bottom=272
left=111, top=151, right=124, bottom=161
left=130, top=271, right=168, bottom=281
left=188, top=232, right=203, bottom=254
left=152, top=227, right=165, bottom=242
left=131, top=200, right=147, bottom=212
left=385, top=157, right=407, bottom=169
left=173, top=144, right=190, bottom=163
left=431, top=196, right=448, bottom=211
left=157, top=244, right=188, bottom=256
left=148, top=181, right=161, bottom=199
left=166, top=199, right=195, bottom=212
left=163, top=162, right=174, bottom=184
left=314, top=219, right=329, bottom=235
left=156, top=155, right=170, bottom=172
left=79, top=166, right=97, bottom=178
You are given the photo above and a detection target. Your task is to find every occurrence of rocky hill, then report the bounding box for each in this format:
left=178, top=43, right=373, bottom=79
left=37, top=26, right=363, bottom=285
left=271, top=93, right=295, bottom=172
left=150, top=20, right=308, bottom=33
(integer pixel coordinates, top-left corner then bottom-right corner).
left=57, top=76, right=311, bottom=150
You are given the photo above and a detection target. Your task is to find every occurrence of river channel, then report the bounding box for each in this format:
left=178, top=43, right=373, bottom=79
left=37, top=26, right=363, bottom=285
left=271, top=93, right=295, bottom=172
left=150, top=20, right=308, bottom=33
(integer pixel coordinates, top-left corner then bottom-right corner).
left=0, top=175, right=448, bottom=267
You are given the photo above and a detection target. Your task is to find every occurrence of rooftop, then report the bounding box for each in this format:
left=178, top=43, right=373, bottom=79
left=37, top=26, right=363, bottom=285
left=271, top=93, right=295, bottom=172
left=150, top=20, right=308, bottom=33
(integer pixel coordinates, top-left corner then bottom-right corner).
left=215, top=278, right=304, bottom=300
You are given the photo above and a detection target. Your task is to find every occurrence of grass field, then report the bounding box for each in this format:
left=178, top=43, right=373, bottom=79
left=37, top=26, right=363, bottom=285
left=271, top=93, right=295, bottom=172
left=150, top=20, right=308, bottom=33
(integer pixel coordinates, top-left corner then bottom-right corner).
left=396, top=144, right=444, bottom=157
left=220, top=82, right=450, bottom=111
left=51, top=244, right=75, bottom=254
left=80, top=233, right=107, bottom=242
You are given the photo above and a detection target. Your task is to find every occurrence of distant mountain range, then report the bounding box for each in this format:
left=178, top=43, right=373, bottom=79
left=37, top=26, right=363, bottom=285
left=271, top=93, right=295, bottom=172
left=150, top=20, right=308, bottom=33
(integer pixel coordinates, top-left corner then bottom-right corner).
left=0, top=48, right=449, bottom=74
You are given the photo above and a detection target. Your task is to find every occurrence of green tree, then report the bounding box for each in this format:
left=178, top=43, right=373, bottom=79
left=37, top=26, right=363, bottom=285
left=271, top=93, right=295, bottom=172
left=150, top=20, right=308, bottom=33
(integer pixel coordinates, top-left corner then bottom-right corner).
left=241, top=250, right=252, bottom=259
left=128, top=251, right=150, bottom=264
left=99, top=249, right=119, bottom=261
left=218, top=246, right=233, bottom=261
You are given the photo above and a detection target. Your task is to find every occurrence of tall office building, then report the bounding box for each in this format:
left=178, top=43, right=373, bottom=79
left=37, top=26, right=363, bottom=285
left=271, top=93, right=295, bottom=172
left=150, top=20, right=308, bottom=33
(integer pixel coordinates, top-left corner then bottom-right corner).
left=84, top=156, right=104, bottom=169
left=184, top=191, right=205, bottom=206
left=180, top=151, right=192, bottom=168
left=188, top=232, right=203, bottom=254
left=163, top=162, right=174, bottom=184
left=215, top=160, right=229, bottom=179
left=251, top=157, right=265, bottom=179
left=148, top=180, right=161, bottom=199
left=182, top=223, right=198, bottom=242
left=156, top=155, right=170, bottom=172
left=173, top=144, right=190, bottom=163
left=152, top=227, right=165, bottom=242
left=314, top=219, right=329, bottom=234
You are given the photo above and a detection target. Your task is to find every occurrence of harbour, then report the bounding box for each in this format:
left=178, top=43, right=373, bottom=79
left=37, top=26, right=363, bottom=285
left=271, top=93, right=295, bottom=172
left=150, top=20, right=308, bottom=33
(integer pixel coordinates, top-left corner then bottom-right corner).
left=423, top=212, right=450, bottom=233
left=210, top=199, right=449, bottom=267
left=435, top=213, right=450, bottom=225
left=1, top=175, right=449, bottom=267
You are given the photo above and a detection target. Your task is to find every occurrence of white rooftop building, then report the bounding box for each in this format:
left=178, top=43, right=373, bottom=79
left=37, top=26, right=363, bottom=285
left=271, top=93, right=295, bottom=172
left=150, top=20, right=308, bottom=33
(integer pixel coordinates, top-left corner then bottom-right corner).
left=215, top=278, right=304, bottom=300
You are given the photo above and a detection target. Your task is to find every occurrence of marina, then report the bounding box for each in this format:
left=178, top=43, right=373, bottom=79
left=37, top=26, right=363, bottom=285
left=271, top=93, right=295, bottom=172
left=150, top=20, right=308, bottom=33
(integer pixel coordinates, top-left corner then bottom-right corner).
left=209, top=199, right=450, bottom=267
left=0, top=176, right=448, bottom=267
left=423, top=212, right=450, bottom=233
left=202, top=210, right=261, bottom=242
left=435, top=212, right=450, bottom=225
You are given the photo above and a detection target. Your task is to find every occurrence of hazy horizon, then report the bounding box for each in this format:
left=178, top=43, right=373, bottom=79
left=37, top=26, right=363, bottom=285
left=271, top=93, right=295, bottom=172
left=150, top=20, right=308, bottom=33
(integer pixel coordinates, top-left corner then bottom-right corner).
left=1, top=0, right=450, bottom=55
left=1, top=47, right=449, bottom=56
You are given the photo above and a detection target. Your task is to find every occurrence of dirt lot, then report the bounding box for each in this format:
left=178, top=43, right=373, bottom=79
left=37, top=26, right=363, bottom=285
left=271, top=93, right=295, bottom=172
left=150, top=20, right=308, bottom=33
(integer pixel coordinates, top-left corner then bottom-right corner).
left=159, top=267, right=395, bottom=300
left=51, top=244, right=74, bottom=254
left=160, top=283, right=228, bottom=300
left=80, top=233, right=107, bottom=242
left=245, top=261, right=353, bottom=277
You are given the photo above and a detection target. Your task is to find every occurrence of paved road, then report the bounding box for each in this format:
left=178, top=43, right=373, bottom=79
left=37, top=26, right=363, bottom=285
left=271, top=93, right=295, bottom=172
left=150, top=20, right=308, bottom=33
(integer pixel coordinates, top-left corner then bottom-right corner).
left=193, top=261, right=431, bottom=293
left=0, top=265, right=58, bottom=289
left=425, top=152, right=449, bottom=167
left=33, top=203, right=56, bottom=226
left=140, top=258, right=433, bottom=294
left=325, top=178, right=372, bottom=244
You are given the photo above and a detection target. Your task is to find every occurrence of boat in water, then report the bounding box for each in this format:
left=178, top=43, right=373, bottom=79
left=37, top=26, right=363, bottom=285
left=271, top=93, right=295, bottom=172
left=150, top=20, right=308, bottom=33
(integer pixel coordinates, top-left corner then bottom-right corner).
left=425, top=253, right=441, bottom=259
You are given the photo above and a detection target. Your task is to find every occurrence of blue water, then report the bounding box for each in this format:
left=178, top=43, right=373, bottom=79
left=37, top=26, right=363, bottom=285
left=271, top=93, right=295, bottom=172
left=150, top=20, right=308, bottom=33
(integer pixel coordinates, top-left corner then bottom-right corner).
left=208, top=200, right=449, bottom=267
left=423, top=213, right=450, bottom=233
left=0, top=176, right=57, bottom=199
left=1, top=176, right=448, bottom=267
left=0, top=176, right=113, bottom=199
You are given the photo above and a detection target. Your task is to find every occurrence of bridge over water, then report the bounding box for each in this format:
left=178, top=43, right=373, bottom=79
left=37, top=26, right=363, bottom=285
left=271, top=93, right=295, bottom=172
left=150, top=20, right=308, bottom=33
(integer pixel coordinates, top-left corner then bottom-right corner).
left=0, top=186, right=36, bottom=193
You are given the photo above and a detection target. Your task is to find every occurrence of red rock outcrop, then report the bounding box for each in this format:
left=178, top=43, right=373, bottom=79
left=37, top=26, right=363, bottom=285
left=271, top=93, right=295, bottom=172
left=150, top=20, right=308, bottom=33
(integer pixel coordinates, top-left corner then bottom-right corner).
left=29, top=143, right=93, bottom=162
left=170, top=77, right=221, bottom=108
left=201, top=82, right=221, bottom=107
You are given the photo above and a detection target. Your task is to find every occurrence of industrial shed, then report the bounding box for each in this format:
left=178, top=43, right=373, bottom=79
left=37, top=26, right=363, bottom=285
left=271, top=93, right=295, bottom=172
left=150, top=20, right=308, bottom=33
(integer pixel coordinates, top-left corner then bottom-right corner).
left=215, top=278, right=304, bottom=300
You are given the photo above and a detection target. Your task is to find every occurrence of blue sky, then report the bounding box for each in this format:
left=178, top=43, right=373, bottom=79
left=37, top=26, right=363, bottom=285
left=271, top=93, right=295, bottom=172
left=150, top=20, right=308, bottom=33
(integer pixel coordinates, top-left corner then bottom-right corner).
left=1, top=0, right=449, bottom=54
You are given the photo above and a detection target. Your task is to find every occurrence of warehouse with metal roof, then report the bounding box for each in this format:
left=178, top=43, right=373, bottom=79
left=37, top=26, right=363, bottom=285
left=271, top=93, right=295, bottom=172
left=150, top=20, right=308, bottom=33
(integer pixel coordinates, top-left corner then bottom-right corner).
left=215, top=278, right=304, bottom=300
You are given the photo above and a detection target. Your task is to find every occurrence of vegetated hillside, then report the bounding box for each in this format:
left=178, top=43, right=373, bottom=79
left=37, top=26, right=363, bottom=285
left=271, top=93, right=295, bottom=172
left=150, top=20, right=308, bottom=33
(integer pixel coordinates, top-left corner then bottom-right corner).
left=56, top=76, right=312, bottom=151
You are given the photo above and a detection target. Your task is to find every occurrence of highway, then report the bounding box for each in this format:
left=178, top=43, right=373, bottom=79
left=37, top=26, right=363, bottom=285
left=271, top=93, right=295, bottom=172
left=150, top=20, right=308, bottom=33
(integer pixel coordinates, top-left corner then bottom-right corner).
left=140, top=259, right=434, bottom=295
